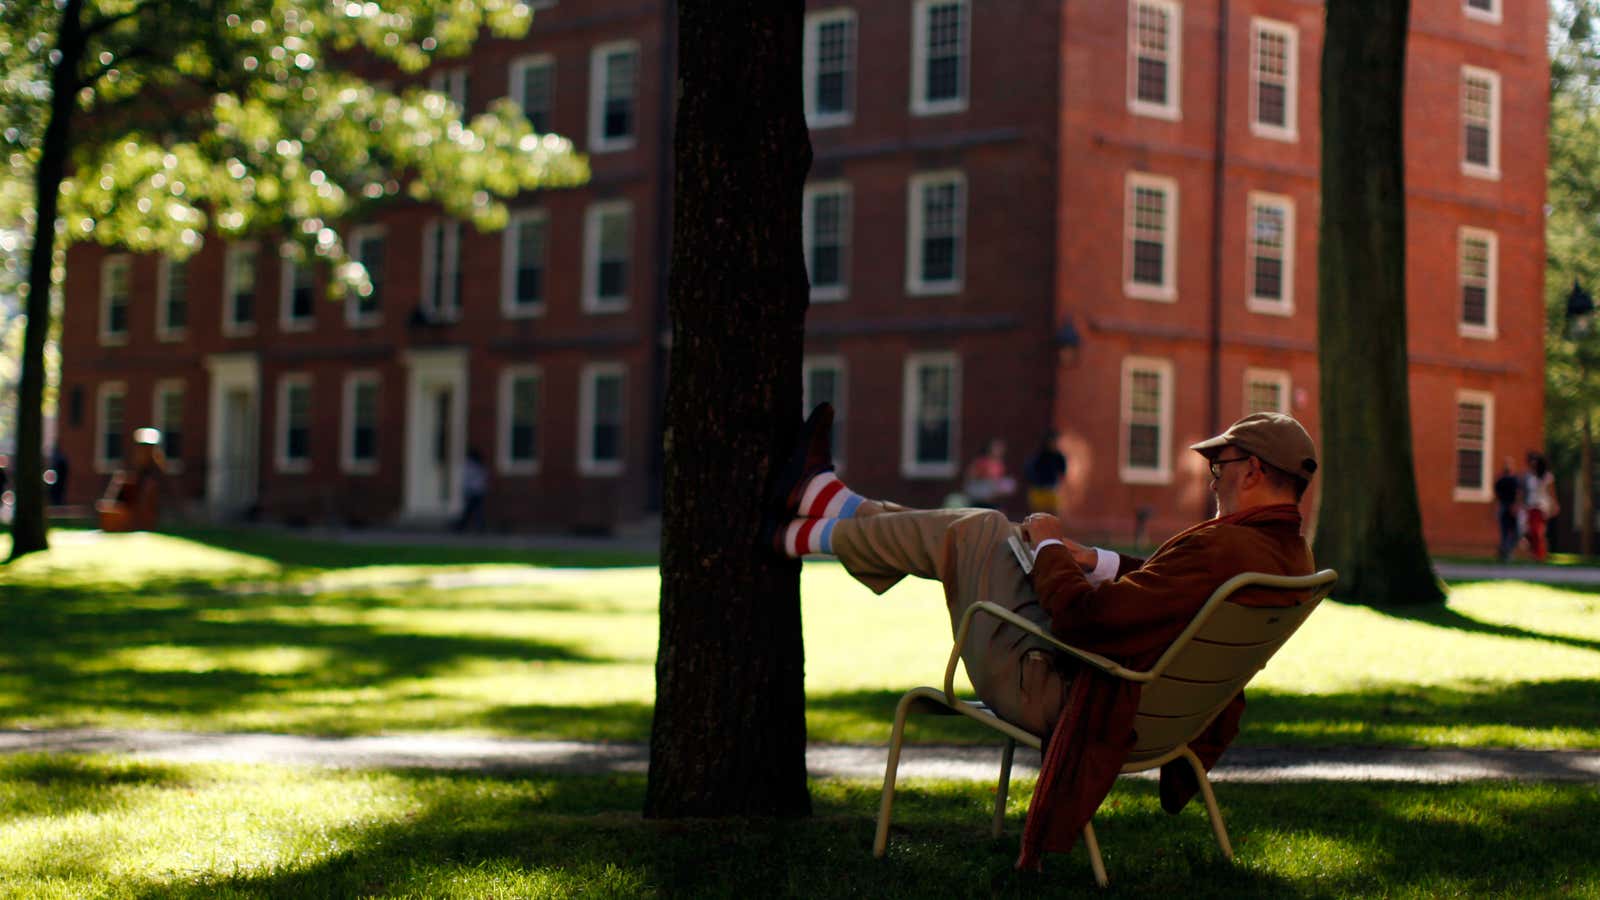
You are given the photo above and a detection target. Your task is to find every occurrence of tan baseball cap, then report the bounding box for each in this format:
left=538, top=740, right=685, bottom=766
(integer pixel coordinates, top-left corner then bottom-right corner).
left=1190, top=412, right=1318, bottom=481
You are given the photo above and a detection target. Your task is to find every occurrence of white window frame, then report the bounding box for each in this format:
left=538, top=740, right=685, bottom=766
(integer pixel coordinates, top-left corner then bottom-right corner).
left=279, top=248, right=316, bottom=334
left=1127, top=0, right=1182, bottom=121
left=99, top=254, right=131, bottom=346
left=498, top=365, right=542, bottom=475
left=223, top=242, right=259, bottom=338
left=94, top=381, right=127, bottom=474
left=583, top=200, right=632, bottom=313
left=905, top=170, right=966, bottom=296
left=1453, top=390, right=1494, bottom=502
left=578, top=362, right=626, bottom=477
left=1458, top=227, right=1498, bottom=339
left=275, top=373, right=312, bottom=474
left=1119, top=356, right=1174, bottom=484
left=341, top=371, right=380, bottom=475
left=429, top=66, right=468, bottom=113
left=804, top=8, right=857, bottom=128
left=802, top=355, right=847, bottom=470
left=1246, top=191, right=1295, bottom=316
left=900, top=352, right=961, bottom=479
left=803, top=180, right=852, bottom=302
left=1123, top=172, right=1178, bottom=302
left=156, top=255, right=187, bottom=342
left=509, top=53, right=555, bottom=133
left=1463, top=0, right=1501, bottom=25
left=588, top=40, right=640, bottom=153
left=420, top=218, right=462, bottom=322
left=911, top=0, right=970, bottom=116
left=502, top=208, right=549, bottom=318
left=1461, top=65, right=1501, bottom=180
left=1249, top=18, right=1298, bottom=141
left=346, top=225, right=385, bottom=328
left=1243, top=368, right=1291, bottom=417
left=152, top=378, right=186, bottom=473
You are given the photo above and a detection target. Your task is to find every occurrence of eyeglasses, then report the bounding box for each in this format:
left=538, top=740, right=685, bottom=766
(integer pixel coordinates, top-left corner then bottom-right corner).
left=1208, top=455, right=1253, bottom=480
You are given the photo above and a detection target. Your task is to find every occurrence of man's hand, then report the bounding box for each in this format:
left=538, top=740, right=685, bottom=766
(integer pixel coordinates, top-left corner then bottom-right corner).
left=1022, top=513, right=1097, bottom=570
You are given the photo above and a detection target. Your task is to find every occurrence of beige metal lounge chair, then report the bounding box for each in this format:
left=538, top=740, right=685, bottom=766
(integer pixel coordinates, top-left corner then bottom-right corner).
left=873, top=568, right=1338, bottom=886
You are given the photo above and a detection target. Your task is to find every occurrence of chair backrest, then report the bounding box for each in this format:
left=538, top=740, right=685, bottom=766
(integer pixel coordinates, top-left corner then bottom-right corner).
left=1123, top=569, right=1337, bottom=768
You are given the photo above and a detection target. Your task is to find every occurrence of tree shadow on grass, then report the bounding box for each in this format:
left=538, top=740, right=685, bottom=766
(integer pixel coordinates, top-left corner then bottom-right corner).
left=0, top=754, right=196, bottom=823
left=1375, top=601, right=1600, bottom=655
left=164, top=526, right=659, bottom=573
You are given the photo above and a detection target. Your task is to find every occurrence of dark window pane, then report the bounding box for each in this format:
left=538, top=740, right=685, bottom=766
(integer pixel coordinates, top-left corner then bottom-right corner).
left=1253, top=256, right=1283, bottom=300
left=109, top=302, right=127, bottom=334
left=105, top=431, right=122, bottom=463
left=1466, top=124, right=1490, bottom=165
left=1137, top=58, right=1167, bottom=104
left=593, top=424, right=620, bottom=462
left=916, top=421, right=949, bottom=464
left=922, top=236, right=956, bottom=282
left=927, top=57, right=960, bottom=102
left=1457, top=448, right=1483, bottom=489
left=234, top=291, right=254, bottom=325
left=354, top=426, right=375, bottom=461
left=1129, top=423, right=1160, bottom=469
left=164, top=430, right=183, bottom=461
left=518, top=268, right=543, bottom=305
left=292, top=286, right=314, bottom=319
left=1257, top=83, right=1286, bottom=127
left=288, top=427, right=308, bottom=459
left=1462, top=285, right=1488, bottom=326
left=1133, top=239, right=1165, bottom=285
left=812, top=245, right=841, bottom=287
left=817, top=71, right=847, bottom=115
left=599, top=260, right=626, bottom=298
left=511, top=424, right=535, bottom=460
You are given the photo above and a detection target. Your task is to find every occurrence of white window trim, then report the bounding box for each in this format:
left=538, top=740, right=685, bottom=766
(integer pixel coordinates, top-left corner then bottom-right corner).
left=1458, top=226, right=1499, bottom=339
left=804, top=8, right=857, bottom=128
left=1246, top=191, right=1295, bottom=316
left=803, top=180, right=852, bottom=302
left=222, top=242, right=258, bottom=338
left=279, top=249, right=315, bottom=334
left=1461, top=65, right=1501, bottom=181
left=1119, top=356, right=1174, bottom=484
left=1243, top=368, right=1291, bottom=417
left=900, top=351, right=961, bottom=479
left=341, top=371, right=380, bottom=475
left=1453, top=390, right=1494, bottom=502
left=156, top=255, right=187, bottom=342
left=1123, top=172, right=1178, bottom=302
left=498, top=365, right=543, bottom=476
left=275, top=373, right=312, bottom=474
left=583, top=200, right=632, bottom=313
left=420, top=218, right=462, bottom=322
left=152, top=378, right=186, bottom=474
left=1127, top=0, right=1182, bottom=121
left=910, top=0, right=970, bottom=116
left=905, top=170, right=966, bottom=296
left=501, top=208, right=548, bottom=319
left=98, top=254, right=131, bottom=347
left=578, top=362, right=626, bottom=477
left=509, top=53, right=554, bottom=127
left=1463, top=0, right=1501, bottom=25
left=94, top=381, right=127, bottom=474
left=1248, top=18, right=1298, bottom=142
left=346, top=225, right=385, bottom=328
left=802, top=355, right=847, bottom=471
left=588, top=40, right=640, bottom=153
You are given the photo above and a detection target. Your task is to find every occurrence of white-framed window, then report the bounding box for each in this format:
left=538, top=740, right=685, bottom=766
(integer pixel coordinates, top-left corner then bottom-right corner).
left=1247, top=192, right=1294, bottom=315
left=583, top=200, right=631, bottom=313
left=1461, top=66, right=1500, bottom=179
left=1459, top=227, right=1498, bottom=339
left=153, top=379, right=185, bottom=472
left=95, top=381, right=127, bottom=473
left=346, top=226, right=386, bottom=327
left=429, top=66, right=469, bottom=113
left=911, top=0, right=969, bottom=116
left=279, top=248, right=316, bottom=333
left=1124, top=173, right=1177, bottom=301
left=906, top=171, right=965, bottom=295
left=502, top=209, right=548, bottom=317
left=589, top=41, right=639, bottom=152
left=804, top=181, right=851, bottom=301
left=901, top=352, right=960, bottom=478
left=499, top=366, right=542, bottom=475
left=804, top=8, right=856, bottom=127
left=1454, top=390, right=1494, bottom=501
left=99, top=254, right=131, bottom=346
left=1464, top=0, right=1501, bottom=24
left=803, top=355, right=847, bottom=468
left=1243, top=368, right=1291, bottom=416
left=223, top=242, right=258, bottom=337
left=509, top=54, right=554, bottom=134
left=1120, top=356, right=1173, bottom=484
left=420, top=218, right=462, bottom=321
left=578, top=362, right=626, bottom=477
left=1250, top=19, right=1298, bottom=141
left=1127, top=0, right=1181, bottom=120
left=156, top=256, right=188, bottom=341
left=276, top=374, right=312, bottom=474
left=341, top=371, right=380, bottom=474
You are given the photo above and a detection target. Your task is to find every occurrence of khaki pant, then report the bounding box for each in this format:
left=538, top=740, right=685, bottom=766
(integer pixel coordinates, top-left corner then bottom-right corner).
left=831, top=507, right=1070, bottom=735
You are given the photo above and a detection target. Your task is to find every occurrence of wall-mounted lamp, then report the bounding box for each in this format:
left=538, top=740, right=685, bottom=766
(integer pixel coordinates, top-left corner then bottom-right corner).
left=1055, top=316, right=1083, bottom=368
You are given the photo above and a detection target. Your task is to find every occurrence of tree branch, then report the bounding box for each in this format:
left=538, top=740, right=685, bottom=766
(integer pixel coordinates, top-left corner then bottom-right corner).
left=80, top=0, right=158, bottom=40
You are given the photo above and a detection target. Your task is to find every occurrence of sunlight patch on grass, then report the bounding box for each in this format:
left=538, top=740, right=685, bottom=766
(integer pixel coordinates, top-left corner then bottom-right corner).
left=83, top=645, right=336, bottom=677
left=1, top=532, right=278, bottom=586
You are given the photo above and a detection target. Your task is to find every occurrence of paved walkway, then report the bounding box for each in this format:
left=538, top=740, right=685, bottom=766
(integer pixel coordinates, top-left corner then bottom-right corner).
left=1434, top=561, right=1600, bottom=584
left=3, top=729, right=1596, bottom=783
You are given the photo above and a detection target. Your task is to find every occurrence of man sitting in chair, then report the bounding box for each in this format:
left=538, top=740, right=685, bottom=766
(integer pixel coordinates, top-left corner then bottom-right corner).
left=767, top=406, right=1317, bottom=869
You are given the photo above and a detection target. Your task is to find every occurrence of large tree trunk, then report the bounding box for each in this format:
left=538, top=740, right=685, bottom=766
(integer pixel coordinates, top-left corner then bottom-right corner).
left=645, top=1, right=813, bottom=817
left=9, top=0, right=85, bottom=561
left=1313, top=0, right=1443, bottom=604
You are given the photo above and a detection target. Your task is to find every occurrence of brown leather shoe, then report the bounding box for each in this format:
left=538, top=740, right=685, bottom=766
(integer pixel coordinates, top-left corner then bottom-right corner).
left=766, top=402, right=835, bottom=519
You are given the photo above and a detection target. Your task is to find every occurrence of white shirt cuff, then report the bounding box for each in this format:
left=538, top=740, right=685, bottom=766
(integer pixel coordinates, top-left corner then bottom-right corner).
left=1032, top=538, right=1064, bottom=557
left=1087, top=547, right=1119, bottom=585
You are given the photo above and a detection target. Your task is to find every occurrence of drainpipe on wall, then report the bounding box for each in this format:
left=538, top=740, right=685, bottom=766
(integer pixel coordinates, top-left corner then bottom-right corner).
left=646, top=0, right=678, bottom=514
left=1206, top=0, right=1231, bottom=482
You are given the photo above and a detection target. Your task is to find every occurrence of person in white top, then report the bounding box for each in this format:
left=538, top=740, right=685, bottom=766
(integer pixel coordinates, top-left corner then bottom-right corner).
left=1523, top=452, right=1558, bottom=562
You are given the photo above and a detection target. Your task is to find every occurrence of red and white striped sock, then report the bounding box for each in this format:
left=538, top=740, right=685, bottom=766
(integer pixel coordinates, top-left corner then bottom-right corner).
left=797, top=472, right=871, bottom=518
left=781, top=517, right=838, bottom=558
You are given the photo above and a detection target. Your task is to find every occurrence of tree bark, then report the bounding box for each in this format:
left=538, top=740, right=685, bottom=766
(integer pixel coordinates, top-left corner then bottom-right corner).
left=1313, top=0, right=1444, bottom=604
left=645, top=1, right=813, bottom=817
left=9, top=0, right=85, bottom=561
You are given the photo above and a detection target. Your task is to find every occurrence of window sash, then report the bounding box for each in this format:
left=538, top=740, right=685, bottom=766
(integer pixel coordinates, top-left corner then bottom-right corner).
left=518, top=60, right=553, bottom=133
left=158, top=389, right=185, bottom=461
left=162, top=259, right=187, bottom=332
left=351, top=381, right=378, bottom=463
left=913, top=364, right=954, bottom=465
left=1462, top=74, right=1495, bottom=168
left=508, top=375, right=540, bottom=463
left=922, top=2, right=966, bottom=105
left=229, top=247, right=257, bottom=326
left=1460, top=235, right=1492, bottom=328
left=1133, top=2, right=1172, bottom=106
left=1455, top=401, right=1487, bottom=490
left=603, top=50, right=638, bottom=141
left=285, top=384, right=311, bottom=461
left=597, top=209, right=629, bottom=300
left=814, top=18, right=854, bottom=116
left=591, top=374, right=624, bottom=463
left=102, top=391, right=126, bottom=465
left=355, top=234, right=385, bottom=317
left=1126, top=369, right=1164, bottom=471
left=1130, top=186, right=1168, bottom=287
left=515, top=217, right=546, bottom=307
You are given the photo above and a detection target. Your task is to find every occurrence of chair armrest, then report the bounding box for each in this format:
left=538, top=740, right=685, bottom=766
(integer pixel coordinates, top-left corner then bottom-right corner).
left=943, top=601, right=1150, bottom=701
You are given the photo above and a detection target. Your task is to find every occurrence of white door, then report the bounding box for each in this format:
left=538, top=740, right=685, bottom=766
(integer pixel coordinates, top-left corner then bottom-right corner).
left=220, top=388, right=258, bottom=508
left=403, top=349, right=467, bottom=520
left=205, top=353, right=260, bottom=516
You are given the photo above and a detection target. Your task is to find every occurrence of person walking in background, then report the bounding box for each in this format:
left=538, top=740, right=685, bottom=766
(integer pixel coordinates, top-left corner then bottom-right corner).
left=1492, top=457, right=1522, bottom=562
left=1524, top=452, right=1558, bottom=562
left=455, top=448, right=488, bottom=533
left=48, top=445, right=69, bottom=506
left=1024, top=431, right=1068, bottom=515
left=963, top=438, right=1017, bottom=510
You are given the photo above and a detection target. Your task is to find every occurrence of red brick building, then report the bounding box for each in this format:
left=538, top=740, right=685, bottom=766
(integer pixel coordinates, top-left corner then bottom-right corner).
left=57, top=0, right=1544, bottom=553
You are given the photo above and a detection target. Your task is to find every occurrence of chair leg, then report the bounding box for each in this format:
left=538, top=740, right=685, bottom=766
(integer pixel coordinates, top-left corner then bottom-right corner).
left=874, top=692, right=921, bottom=858
left=1183, top=747, right=1233, bottom=861
left=992, top=738, right=1015, bottom=837
left=1082, top=821, right=1108, bottom=887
